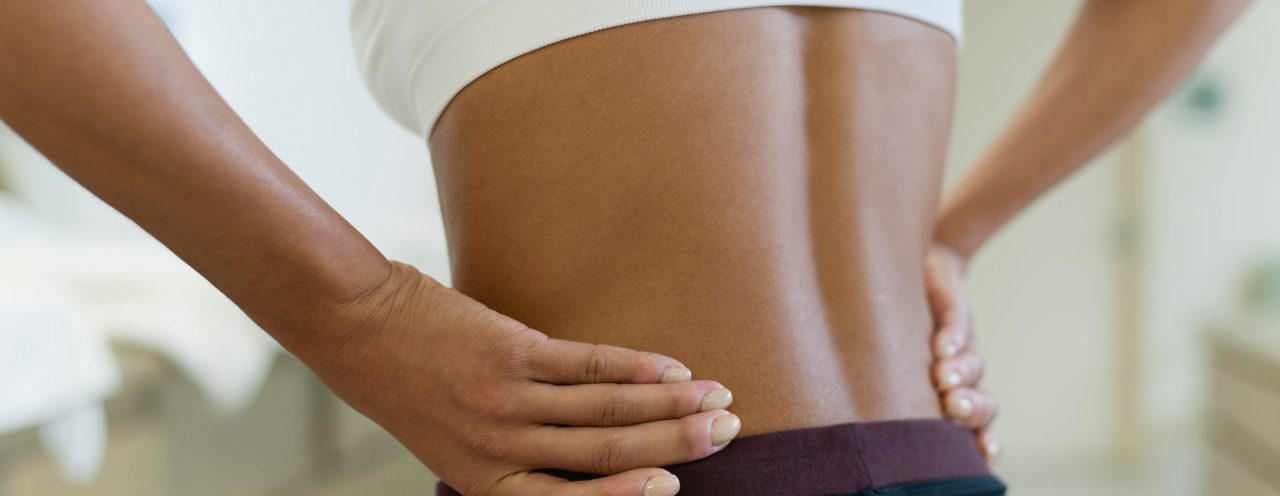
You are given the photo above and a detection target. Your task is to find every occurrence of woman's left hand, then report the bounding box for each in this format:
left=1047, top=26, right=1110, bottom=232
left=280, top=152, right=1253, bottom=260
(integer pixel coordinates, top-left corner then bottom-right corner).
left=925, top=243, right=1000, bottom=463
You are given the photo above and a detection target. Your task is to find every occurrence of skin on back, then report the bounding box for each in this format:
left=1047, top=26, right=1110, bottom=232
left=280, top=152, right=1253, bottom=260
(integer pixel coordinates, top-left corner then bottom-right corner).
left=428, top=6, right=957, bottom=436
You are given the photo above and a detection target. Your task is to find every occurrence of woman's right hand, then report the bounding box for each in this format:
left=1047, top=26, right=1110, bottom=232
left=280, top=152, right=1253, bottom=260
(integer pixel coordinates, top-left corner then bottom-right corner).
left=292, top=261, right=740, bottom=496
left=924, top=243, right=1000, bottom=462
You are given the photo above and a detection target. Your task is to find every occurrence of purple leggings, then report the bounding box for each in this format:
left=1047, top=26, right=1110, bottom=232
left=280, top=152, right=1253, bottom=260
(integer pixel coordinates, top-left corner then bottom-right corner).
left=436, top=419, right=1004, bottom=496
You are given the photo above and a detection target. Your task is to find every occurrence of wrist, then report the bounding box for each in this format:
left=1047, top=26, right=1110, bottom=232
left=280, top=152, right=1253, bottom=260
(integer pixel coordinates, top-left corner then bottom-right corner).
left=253, top=255, right=402, bottom=354
left=930, top=238, right=972, bottom=274
left=286, top=260, right=440, bottom=355
left=932, top=218, right=979, bottom=269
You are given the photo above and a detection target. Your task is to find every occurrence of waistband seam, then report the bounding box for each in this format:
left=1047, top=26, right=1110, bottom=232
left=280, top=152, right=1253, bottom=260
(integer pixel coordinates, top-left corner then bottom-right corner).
left=849, top=423, right=878, bottom=488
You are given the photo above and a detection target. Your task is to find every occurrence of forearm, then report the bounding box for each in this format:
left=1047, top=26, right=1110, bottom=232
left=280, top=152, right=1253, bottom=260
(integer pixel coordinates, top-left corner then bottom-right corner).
left=0, top=0, right=390, bottom=346
left=935, top=0, right=1252, bottom=259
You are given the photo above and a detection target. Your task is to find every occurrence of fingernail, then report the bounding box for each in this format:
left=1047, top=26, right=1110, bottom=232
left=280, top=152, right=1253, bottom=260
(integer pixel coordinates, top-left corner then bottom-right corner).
left=661, top=367, right=692, bottom=383
left=945, top=371, right=963, bottom=387
left=643, top=474, right=680, bottom=496
left=700, top=388, right=733, bottom=411
left=947, top=395, right=974, bottom=418
left=982, top=432, right=1002, bottom=462
left=711, top=414, right=741, bottom=447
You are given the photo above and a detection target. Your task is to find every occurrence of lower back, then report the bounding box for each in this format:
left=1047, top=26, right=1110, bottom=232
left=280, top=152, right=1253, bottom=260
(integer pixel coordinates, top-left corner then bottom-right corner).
left=428, top=6, right=957, bottom=436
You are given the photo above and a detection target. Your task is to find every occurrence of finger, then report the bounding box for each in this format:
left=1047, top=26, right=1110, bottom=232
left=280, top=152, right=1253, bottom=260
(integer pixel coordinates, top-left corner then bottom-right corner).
left=925, top=272, right=962, bottom=325
left=932, top=349, right=984, bottom=392
left=925, top=263, right=973, bottom=359
left=520, top=410, right=741, bottom=474
left=492, top=468, right=680, bottom=496
left=525, top=380, right=732, bottom=427
left=943, top=389, right=998, bottom=430
left=931, top=321, right=971, bottom=359
left=925, top=250, right=967, bottom=324
left=928, top=286, right=972, bottom=358
left=526, top=338, right=691, bottom=385
left=976, top=429, right=1001, bottom=463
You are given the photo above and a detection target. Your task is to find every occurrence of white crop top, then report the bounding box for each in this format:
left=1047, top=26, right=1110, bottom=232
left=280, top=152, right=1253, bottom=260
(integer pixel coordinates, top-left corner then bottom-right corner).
left=350, top=0, right=963, bottom=138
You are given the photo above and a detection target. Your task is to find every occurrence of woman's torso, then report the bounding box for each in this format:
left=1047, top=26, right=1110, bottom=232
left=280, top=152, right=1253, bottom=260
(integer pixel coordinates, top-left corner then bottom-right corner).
left=425, top=7, right=957, bottom=436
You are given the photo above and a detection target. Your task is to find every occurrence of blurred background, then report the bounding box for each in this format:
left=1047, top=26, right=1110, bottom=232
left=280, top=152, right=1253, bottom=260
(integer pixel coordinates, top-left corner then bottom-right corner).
left=2, top=0, right=1279, bottom=494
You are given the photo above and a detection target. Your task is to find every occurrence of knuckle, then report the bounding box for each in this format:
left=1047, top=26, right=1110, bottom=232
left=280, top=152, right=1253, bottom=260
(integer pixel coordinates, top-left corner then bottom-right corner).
left=488, top=328, right=546, bottom=376
left=669, top=385, right=695, bottom=414
left=594, top=435, right=636, bottom=474
left=597, top=392, right=635, bottom=426
left=682, top=415, right=714, bottom=458
left=634, top=355, right=668, bottom=382
left=509, top=327, right=550, bottom=351
left=480, top=343, right=523, bottom=377
left=468, top=428, right=513, bottom=461
left=466, top=380, right=526, bottom=420
left=584, top=345, right=612, bottom=382
left=484, top=388, right=524, bottom=420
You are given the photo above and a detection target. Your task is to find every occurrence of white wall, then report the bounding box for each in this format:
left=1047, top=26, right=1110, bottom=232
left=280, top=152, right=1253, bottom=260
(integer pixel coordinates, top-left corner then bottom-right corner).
left=949, top=0, right=1124, bottom=462
left=952, top=0, right=1280, bottom=490
left=171, top=0, right=450, bottom=277
left=1141, top=0, right=1280, bottom=440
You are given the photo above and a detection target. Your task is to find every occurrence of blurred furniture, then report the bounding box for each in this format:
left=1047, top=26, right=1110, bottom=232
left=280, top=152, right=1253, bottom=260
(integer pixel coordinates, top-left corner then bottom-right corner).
left=0, top=151, right=445, bottom=494
left=0, top=347, right=437, bottom=496
left=1206, top=321, right=1280, bottom=496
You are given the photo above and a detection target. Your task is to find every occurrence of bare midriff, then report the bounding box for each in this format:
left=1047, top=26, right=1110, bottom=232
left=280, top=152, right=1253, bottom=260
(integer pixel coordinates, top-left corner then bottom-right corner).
left=428, top=7, right=957, bottom=437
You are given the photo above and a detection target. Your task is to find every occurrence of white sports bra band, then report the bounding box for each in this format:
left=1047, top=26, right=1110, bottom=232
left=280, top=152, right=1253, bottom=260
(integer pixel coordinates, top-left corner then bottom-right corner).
left=350, top=0, right=964, bottom=138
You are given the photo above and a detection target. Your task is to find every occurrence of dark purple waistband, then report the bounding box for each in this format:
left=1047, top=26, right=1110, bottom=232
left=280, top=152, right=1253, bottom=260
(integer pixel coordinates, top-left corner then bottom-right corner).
left=437, top=418, right=991, bottom=496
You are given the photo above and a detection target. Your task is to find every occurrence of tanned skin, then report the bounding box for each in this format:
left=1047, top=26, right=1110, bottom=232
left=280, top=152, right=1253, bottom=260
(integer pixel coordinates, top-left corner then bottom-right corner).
left=0, top=2, right=986, bottom=495
left=431, top=8, right=961, bottom=435
left=937, top=0, right=1254, bottom=256
left=431, top=0, right=1251, bottom=477
left=0, top=0, right=1247, bottom=494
